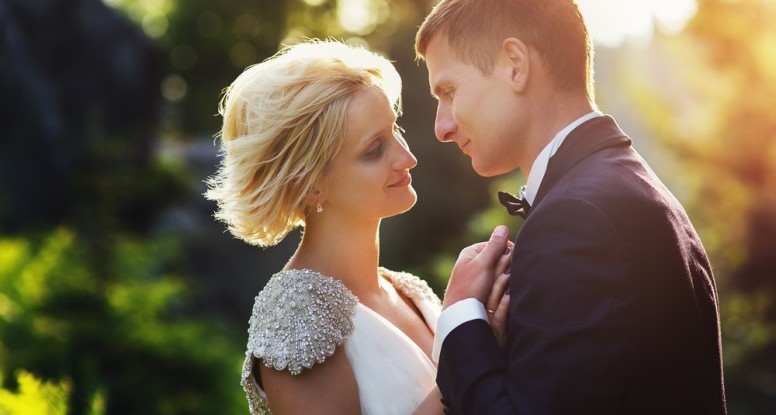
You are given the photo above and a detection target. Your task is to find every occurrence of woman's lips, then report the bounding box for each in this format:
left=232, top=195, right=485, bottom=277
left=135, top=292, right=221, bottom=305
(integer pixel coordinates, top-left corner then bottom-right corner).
left=388, top=173, right=412, bottom=187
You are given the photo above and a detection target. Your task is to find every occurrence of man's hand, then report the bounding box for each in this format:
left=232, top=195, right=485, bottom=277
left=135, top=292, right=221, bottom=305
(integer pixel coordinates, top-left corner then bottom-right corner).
left=443, top=225, right=512, bottom=309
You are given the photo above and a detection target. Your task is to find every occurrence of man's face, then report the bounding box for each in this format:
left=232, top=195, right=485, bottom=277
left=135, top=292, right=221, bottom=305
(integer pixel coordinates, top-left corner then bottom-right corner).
left=425, top=36, right=523, bottom=177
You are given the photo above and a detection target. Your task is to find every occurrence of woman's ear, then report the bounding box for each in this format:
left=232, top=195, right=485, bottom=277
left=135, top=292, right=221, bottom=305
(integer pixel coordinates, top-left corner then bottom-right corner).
left=500, top=37, right=530, bottom=93
left=303, top=188, right=324, bottom=213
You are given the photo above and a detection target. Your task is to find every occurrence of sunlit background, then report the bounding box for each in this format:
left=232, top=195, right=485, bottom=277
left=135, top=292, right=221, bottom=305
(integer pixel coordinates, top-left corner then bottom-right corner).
left=1, top=0, right=775, bottom=413
left=579, top=0, right=698, bottom=46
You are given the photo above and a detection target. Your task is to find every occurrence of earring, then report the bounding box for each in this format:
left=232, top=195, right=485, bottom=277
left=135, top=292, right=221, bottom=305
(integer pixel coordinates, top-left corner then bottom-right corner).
left=316, top=202, right=323, bottom=213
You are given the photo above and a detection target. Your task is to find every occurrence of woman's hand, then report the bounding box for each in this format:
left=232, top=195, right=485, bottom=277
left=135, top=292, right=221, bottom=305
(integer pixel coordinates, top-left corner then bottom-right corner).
left=485, top=246, right=512, bottom=350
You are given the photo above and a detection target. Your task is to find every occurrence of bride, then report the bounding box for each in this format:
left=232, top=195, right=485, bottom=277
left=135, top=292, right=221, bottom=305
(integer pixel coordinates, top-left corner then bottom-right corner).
left=206, top=40, right=511, bottom=414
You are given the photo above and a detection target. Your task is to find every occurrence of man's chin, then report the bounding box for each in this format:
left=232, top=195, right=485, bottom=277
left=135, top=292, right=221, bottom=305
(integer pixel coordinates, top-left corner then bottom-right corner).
left=472, top=160, right=499, bottom=178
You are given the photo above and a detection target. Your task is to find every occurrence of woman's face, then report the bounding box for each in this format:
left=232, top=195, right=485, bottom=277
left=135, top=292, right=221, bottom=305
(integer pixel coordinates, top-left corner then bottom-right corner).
left=321, top=86, right=417, bottom=222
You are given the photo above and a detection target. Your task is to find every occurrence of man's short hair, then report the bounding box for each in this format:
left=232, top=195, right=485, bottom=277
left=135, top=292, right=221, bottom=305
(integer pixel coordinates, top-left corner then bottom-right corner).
left=415, top=0, right=594, bottom=98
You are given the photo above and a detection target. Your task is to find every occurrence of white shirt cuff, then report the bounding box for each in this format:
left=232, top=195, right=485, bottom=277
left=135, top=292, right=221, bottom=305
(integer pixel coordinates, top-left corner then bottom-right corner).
left=431, top=298, right=488, bottom=362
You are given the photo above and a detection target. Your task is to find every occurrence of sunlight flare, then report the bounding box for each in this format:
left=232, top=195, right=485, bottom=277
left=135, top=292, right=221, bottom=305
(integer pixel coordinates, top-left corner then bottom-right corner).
left=577, top=0, right=698, bottom=47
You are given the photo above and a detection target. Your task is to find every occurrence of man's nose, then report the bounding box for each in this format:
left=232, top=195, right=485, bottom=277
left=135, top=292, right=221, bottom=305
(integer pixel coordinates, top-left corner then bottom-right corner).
left=434, top=104, right=457, bottom=143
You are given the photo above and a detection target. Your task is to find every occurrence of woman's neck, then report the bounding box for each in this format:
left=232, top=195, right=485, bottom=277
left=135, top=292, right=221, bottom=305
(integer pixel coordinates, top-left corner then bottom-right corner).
left=287, top=215, right=382, bottom=298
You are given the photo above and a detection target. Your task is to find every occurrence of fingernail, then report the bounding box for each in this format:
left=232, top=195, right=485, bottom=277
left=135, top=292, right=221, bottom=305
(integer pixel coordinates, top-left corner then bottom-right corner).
left=493, top=226, right=507, bottom=238
left=505, top=266, right=511, bottom=275
left=503, top=247, right=511, bottom=256
left=505, top=286, right=511, bottom=295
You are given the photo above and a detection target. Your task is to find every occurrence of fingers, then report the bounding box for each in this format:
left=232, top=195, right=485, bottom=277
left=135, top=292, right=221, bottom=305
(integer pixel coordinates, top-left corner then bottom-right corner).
left=479, top=226, right=510, bottom=268
left=487, top=271, right=511, bottom=351
left=455, top=227, right=509, bottom=275
left=489, top=290, right=511, bottom=350
left=457, top=241, right=489, bottom=262
left=494, top=292, right=510, bottom=321
left=486, top=272, right=510, bottom=314
left=444, top=226, right=510, bottom=308
left=495, top=241, right=514, bottom=276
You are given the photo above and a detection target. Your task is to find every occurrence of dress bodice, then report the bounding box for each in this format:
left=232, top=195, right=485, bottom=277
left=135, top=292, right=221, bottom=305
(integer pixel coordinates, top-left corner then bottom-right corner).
left=241, top=268, right=441, bottom=415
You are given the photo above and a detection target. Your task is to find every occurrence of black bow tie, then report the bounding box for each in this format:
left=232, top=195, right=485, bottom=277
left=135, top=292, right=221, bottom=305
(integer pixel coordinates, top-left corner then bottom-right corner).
left=498, top=191, right=531, bottom=219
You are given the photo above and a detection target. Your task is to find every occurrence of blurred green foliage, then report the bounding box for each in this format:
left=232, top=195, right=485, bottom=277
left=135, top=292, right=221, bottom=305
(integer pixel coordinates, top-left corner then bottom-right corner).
left=0, top=230, right=244, bottom=414
left=0, top=371, right=68, bottom=415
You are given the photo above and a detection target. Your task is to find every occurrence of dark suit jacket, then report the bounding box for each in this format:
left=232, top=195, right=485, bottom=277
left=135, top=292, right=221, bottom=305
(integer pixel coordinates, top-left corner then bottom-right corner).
left=437, top=116, right=726, bottom=414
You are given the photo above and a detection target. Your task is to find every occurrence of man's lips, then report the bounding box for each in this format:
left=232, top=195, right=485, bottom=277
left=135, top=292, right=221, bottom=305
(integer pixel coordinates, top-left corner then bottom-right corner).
left=388, top=173, right=412, bottom=187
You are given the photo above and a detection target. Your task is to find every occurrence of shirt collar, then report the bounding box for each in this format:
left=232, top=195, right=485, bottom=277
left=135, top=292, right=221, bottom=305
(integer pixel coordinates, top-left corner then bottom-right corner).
left=521, top=111, right=603, bottom=205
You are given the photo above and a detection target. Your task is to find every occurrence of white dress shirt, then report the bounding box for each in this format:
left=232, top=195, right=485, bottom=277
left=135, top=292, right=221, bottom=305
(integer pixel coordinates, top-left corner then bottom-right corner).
left=431, top=111, right=604, bottom=362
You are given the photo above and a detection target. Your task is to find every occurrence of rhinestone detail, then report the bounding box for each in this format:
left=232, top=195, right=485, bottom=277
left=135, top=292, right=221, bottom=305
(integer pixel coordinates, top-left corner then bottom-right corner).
left=241, top=269, right=357, bottom=414
left=240, top=268, right=439, bottom=414
left=379, top=267, right=442, bottom=308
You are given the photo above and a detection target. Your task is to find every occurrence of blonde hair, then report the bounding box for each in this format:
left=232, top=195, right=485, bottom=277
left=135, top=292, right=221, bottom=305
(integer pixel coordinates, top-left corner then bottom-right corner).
left=205, top=40, right=402, bottom=246
left=415, top=0, right=594, bottom=100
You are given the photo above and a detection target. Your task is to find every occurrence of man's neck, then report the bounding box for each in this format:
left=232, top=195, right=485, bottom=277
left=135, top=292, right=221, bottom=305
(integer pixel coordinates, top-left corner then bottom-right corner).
left=522, top=108, right=602, bottom=205
left=522, top=94, right=595, bottom=179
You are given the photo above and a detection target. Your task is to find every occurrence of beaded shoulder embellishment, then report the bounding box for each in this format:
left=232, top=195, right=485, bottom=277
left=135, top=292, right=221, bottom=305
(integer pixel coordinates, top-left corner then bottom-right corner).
left=380, top=267, right=442, bottom=308
left=244, top=269, right=359, bottom=376
left=240, top=268, right=437, bottom=414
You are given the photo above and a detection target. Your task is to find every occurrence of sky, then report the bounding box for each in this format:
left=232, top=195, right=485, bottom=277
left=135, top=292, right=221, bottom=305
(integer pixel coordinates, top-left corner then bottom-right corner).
left=333, top=0, right=700, bottom=47
left=577, top=0, right=698, bottom=47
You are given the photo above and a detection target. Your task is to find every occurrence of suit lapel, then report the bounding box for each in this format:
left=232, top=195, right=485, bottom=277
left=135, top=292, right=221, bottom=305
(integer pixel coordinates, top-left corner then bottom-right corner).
left=533, top=115, right=631, bottom=208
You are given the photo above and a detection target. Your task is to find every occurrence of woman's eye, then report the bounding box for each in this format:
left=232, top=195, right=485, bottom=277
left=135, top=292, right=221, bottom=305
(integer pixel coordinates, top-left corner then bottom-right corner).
left=365, top=144, right=382, bottom=158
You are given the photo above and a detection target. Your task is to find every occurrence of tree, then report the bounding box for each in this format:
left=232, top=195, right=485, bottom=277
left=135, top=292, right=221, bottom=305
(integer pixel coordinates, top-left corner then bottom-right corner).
left=0, top=231, right=245, bottom=415
left=629, top=0, right=776, bottom=412
left=0, top=0, right=244, bottom=413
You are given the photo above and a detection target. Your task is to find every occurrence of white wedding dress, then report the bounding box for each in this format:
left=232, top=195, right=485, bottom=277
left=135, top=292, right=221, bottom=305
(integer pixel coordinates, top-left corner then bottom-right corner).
left=241, top=268, right=441, bottom=414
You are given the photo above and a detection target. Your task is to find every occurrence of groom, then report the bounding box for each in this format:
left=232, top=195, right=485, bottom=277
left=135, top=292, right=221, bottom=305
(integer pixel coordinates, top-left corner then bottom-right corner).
left=415, top=0, right=727, bottom=414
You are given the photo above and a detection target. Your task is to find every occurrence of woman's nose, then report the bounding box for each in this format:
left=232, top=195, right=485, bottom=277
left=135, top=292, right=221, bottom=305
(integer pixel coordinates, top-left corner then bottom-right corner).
left=399, top=146, right=418, bottom=170
left=394, top=136, right=417, bottom=170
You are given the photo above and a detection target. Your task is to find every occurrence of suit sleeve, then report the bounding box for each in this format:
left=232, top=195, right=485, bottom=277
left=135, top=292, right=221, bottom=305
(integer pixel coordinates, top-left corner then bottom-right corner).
left=437, top=197, right=638, bottom=415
